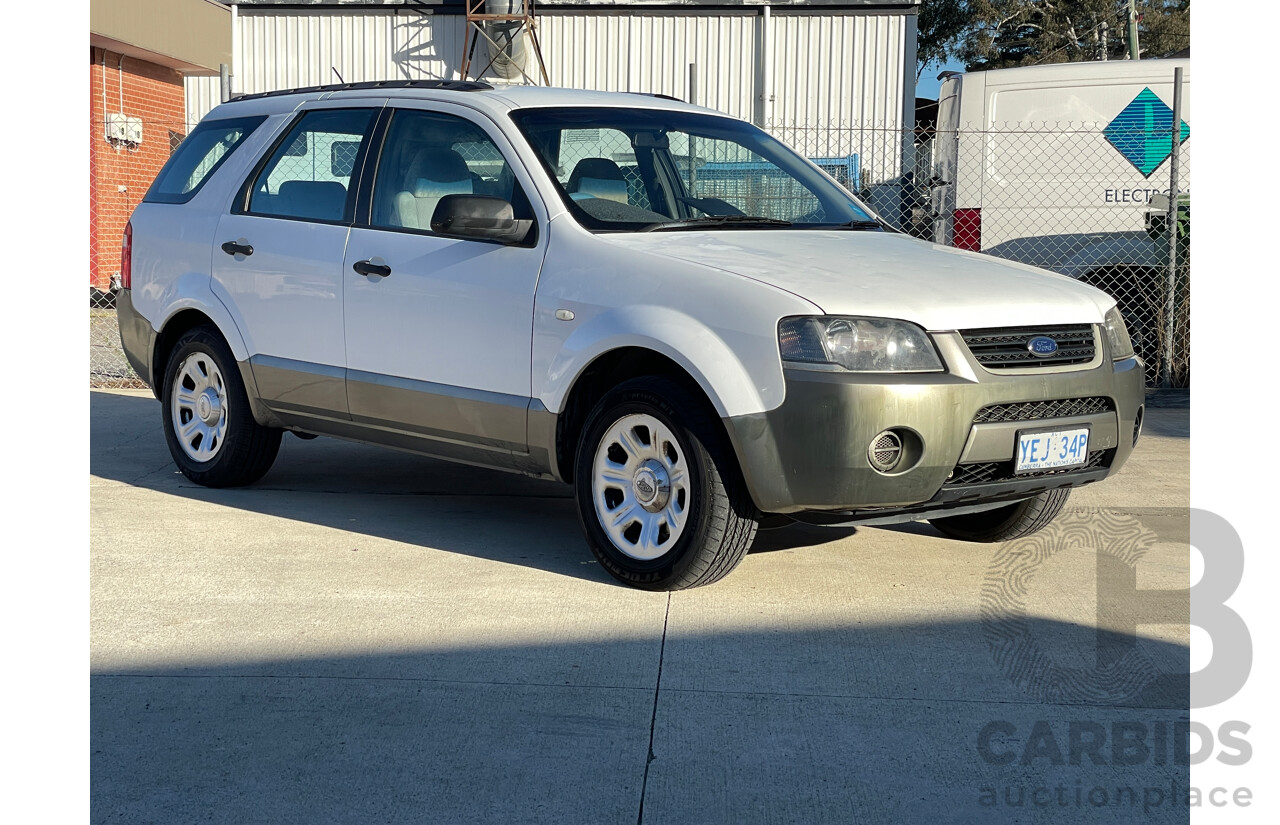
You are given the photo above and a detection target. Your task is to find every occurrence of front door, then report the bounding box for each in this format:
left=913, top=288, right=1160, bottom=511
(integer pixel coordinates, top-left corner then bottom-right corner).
left=341, top=103, right=548, bottom=456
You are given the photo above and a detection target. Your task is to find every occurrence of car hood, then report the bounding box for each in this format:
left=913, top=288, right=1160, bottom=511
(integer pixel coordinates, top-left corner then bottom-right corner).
left=601, top=230, right=1114, bottom=330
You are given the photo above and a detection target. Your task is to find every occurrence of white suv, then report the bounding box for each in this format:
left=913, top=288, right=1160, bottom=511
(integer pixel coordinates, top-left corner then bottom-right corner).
left=118, top=81, right=1144, bottom=590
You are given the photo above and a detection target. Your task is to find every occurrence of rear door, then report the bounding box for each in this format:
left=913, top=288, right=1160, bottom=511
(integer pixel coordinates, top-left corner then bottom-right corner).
left=211, top=101, right=382, bottom=419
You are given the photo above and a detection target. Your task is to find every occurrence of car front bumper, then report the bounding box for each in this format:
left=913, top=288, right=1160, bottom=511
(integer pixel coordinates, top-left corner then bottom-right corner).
left=723, top=331, right=1145, bottom=518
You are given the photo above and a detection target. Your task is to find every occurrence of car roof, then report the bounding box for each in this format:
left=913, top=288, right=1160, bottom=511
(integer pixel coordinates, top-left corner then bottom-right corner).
left=204, top=80, right=720, bottom=121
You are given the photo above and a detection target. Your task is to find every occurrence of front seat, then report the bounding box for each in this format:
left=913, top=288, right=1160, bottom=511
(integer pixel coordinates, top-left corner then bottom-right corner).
left=394, top=147, right=473, bottom=230
left=566, top=158, right=630, bottom=204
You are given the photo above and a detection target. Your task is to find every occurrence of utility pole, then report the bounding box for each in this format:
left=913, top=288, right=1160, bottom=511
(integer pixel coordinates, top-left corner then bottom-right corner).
left=1127, top=0, right=1141, bottom=60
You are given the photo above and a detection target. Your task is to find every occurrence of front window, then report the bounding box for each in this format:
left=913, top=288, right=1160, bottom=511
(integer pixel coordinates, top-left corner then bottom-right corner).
left=510, top=107, right=878, bottom=232
left=368, top=109, right=533, bottom=234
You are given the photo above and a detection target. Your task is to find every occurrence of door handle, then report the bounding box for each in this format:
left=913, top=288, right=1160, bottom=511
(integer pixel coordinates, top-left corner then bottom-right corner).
left=353, top=259, right=391, bottom=278
left=221, top=240, right=254, bottom=257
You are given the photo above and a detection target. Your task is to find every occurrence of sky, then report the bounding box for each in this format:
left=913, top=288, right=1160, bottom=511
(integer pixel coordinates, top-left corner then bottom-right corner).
left=916, top=56, right=968, bottom=100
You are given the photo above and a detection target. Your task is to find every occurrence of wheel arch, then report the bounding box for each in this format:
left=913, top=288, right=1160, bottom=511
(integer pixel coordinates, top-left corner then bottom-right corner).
left=153, top=306, right=278, bottom=428
left=554, top=347, right=734, bottom=486
left=153, top=308, right=218, bottom=392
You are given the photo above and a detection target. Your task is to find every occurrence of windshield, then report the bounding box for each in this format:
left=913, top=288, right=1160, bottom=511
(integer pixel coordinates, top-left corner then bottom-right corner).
left=509, top=107, right=879, bottom=232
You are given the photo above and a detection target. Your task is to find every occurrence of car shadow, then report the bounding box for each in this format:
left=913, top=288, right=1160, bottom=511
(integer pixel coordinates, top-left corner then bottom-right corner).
left=91, top=391, right=1190, bottom=582
left=1141, top=407, right=1190, bottom=438
left=92, top=391, right=878, bottom=582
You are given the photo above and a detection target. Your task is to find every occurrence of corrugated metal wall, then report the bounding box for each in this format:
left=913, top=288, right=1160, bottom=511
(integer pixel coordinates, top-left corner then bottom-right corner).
left=539, top=13, right=760, bottom=121
left=768, top=13, right=906, bottom=185
left=768, top=13, right=903, bottom=127
left=187, top=9, right=465, bottom=124
left=186, top=7, right=909, bottom=181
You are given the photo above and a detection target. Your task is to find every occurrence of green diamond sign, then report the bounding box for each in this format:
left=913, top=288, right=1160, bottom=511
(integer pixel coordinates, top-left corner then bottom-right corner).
left=1104, top=88, right=1190, bottom=178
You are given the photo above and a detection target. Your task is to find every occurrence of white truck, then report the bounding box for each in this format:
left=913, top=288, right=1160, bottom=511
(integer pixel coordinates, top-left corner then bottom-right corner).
left=930, top=59, right=1190, bottom=362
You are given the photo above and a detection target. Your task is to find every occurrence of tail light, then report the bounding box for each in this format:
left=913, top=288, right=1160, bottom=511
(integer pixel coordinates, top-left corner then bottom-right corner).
left=953, top=208, right=981, bottom=252
left=120, top=221, right=132, bottom=290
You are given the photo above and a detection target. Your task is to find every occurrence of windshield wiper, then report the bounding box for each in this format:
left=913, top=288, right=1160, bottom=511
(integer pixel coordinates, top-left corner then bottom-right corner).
left=833, top=219, right=885, bottom=230
left=640, top=215, right=793, bottom=232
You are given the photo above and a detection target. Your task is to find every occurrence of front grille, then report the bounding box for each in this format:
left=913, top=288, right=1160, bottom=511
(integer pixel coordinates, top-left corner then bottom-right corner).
left=973, top=397, right=1114, bottom=424
left=944, top=449, right=1111, bottom=488
left=961, top=324, right=1096, bottom=369
left=945, top=462, right=1005, bottom=486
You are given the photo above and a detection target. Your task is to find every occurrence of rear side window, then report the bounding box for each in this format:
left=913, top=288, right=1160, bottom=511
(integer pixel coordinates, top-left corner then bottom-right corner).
left=244, top=108, right=376, bottom=223
left=144, top=115, right=266, bottom=204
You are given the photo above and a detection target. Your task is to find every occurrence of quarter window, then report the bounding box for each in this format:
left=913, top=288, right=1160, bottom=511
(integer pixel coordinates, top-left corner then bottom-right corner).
left=246, top=109, right=375, bottom=223
left=144, top=115, right=265, bottom=204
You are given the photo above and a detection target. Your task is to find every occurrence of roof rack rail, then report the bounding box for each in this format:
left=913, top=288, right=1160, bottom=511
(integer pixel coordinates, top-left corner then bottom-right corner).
left=628, top=92, right=685, bottom=103
left=229, top=79, right=494, bottom=103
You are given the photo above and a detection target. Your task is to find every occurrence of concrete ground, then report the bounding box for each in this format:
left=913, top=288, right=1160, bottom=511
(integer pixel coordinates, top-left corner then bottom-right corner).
left=91, top=389, right=1191, bottom=824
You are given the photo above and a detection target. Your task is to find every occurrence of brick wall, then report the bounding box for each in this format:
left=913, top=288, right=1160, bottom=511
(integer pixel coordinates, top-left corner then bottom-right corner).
left=90, top=47, right=188, bottom=291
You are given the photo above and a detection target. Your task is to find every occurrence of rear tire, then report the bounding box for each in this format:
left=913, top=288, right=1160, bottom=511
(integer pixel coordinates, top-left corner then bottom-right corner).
left=574, top=376, right=759, bottom=590
left=161, top=325, right=282, bottom=487
left=929, top=489, right=1071, bottom=542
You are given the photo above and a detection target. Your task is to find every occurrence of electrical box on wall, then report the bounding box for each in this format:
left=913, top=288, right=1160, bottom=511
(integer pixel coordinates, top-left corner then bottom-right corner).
left=106, top=113, right=143, bottom=145
left=106, top=113, right=128, bottom=142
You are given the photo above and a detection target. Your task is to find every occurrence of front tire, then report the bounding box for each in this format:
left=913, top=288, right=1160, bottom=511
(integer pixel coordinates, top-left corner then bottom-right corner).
left=929, top=488, right=1071, bottom=542
left=161, top=325, right=282, bottom=487
left=574, top=377, right=759, bottom=590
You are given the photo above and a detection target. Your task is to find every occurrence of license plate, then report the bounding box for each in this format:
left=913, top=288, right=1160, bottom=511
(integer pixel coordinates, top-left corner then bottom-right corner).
left=1015, top=427, right=1090, bottom=473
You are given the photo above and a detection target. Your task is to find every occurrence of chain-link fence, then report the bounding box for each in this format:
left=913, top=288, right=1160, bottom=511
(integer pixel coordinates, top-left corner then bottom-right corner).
left=769, top=112, right=1191, bottom=388
left=90, top=106, right=1189, bottom=390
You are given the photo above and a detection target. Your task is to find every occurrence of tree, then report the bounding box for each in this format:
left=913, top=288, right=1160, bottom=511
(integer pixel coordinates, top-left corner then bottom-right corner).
left=917, top=1, right=1191, bottom=76
left=917, top=0, right=974, bottom=78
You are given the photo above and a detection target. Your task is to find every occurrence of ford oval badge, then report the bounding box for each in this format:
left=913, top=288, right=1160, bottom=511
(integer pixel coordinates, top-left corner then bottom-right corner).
left=1027, top=336, right=1059, bottom=357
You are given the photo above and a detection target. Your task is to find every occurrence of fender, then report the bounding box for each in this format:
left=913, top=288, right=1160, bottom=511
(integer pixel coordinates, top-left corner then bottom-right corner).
left=151, top=273, right=251, bottom=361
left=531, top=215, right=821, bottom=420
left=540, top=304, right=782, bottom=420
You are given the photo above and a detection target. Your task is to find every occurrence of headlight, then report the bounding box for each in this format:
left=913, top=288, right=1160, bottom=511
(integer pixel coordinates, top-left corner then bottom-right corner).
left=1103, top=307, right=1135, bottom=360
left=778, top=316, right=944, bottom=372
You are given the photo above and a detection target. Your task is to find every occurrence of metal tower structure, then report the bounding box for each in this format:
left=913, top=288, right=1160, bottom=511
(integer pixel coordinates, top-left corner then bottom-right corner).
left=460, top=0, right=551, bottom=86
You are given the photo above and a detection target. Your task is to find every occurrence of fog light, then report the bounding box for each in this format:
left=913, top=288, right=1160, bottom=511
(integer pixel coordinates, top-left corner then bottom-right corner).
left=1133, top=406, right=1144, bottom=447
left=868, top=430, right=903, bottom=472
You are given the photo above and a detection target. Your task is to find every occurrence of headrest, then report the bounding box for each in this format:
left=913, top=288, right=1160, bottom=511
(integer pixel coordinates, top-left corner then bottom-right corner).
left=406, top=147, right=470, bottom=184
left=277, top=180, right=347, bottom=221
left=568, top=157, right=625, bottom=193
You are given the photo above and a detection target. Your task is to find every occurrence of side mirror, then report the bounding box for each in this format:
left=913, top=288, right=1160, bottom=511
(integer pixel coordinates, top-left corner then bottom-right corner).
left=430, top=195, right=533, bottom=244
